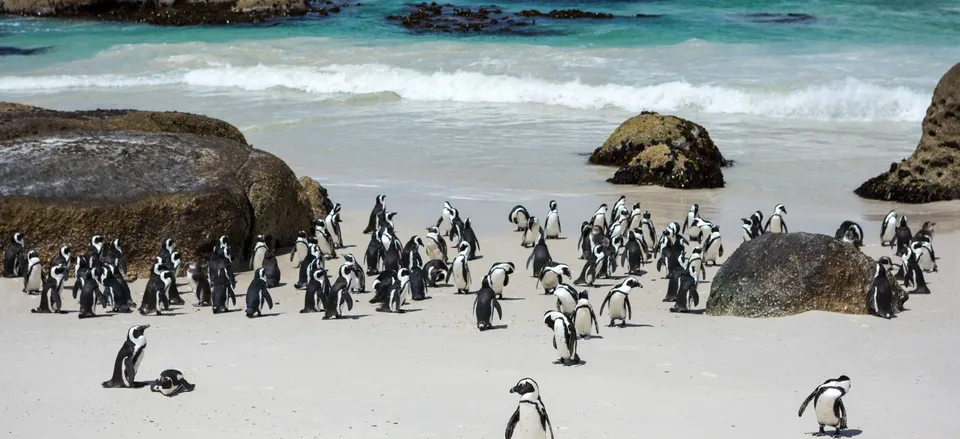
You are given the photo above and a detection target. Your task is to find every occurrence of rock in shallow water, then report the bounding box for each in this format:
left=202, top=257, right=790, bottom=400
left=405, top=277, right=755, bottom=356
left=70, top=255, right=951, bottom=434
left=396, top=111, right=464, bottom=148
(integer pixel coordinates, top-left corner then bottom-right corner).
left=588, top=112, right=730, bottom=189
left=0, top=103, right=324, bottom=277
left=706, top=233, right=908, bottom=318
left=855, top=63, right=960, bottom=203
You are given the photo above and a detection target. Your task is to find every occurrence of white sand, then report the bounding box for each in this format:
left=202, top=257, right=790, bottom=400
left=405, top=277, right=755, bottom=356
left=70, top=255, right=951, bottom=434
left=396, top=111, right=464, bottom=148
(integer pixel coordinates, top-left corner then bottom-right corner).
left=1, top=200, right=958, bottom=439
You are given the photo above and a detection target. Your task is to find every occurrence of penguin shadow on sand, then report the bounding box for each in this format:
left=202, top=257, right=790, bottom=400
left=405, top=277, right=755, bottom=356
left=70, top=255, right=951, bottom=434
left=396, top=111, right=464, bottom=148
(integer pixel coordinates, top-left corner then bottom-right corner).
left=553, top=358, right=586, bottom=367
left=805, top=429, right=862, bottom=437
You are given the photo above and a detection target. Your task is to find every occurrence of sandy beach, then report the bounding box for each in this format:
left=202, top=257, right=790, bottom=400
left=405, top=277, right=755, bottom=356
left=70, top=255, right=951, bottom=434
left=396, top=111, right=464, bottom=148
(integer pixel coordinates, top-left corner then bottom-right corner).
left=1, top=199, right=958, bottom=439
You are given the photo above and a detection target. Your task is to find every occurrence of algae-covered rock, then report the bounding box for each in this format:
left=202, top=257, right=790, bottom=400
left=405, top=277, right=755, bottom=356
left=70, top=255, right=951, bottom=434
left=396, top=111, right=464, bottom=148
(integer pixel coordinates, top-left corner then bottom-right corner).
left=588, top=112, right=730, bottom=189
left=855, top=63, right=960, bottom=203
left=299, top=176, right=333, bottom=220
left=706, top=232, right=907, bottom=317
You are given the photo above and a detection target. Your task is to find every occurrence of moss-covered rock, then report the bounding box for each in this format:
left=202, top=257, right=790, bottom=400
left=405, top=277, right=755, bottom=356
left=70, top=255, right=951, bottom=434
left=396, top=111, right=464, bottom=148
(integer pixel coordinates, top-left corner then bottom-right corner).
left=0, top=103, right=322, bottom=277
left=706, top=233, right=908, bottom=318
left=588, top=112, right=730, bottom=189
left=855, top=63, right=960, bottom=203
left=299, top=176, right=333, bottom=220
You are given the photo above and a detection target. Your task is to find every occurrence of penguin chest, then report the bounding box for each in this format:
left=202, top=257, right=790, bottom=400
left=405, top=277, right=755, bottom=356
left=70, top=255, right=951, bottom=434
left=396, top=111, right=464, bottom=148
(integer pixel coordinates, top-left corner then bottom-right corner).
left=554, top=327, right=572, bottom=359
left=609, top=293, right=627, bottom=319
left=814, top=393, right=842, bottom=427
left=424, top=240, right=441, bottom=259
left=253, top=250, right=265, bottom=271
left=26, top=266, right=42, bottom=291
left=918, top=250, right=935, bottom=271
left=453, top=260, right=468, bottom=288
left=545, top=215, right=560, bottom=237
left=491, top=272, right=505, bottom=293
left=516, top=404, right=549, bottom=439
left=319, top=235, right=334, bottom=254
left=293, top=243, right=307, bottom=266
left=770, top=216, right=784, bottom=233
left=574, top=307, right=593, bottom=336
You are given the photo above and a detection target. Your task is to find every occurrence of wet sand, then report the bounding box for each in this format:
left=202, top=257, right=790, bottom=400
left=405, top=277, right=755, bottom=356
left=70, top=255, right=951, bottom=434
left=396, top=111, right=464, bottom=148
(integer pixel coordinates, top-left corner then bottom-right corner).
left=1, top=198, right=958, bottom=439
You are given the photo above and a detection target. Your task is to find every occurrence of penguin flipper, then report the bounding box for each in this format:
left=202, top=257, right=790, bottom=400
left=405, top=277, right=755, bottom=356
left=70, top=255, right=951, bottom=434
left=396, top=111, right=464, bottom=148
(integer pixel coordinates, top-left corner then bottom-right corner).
left=52, top=291, right=62, bottom=313
left=263, top=289, right=274, bottom=310
left=599, top=292, right=612, bottom=316
left=836, top=399, right=847, bottom=428
left=797, top=389, right=818, bottom=417
left=540, top=405, right=556, bottom=439
left=525, top=251, right=535, bottom=270
left=589, top=307, right=600, bottom=334
left=691, top=288, right=700, bottom=307
left=504, top=407, right=520, bottom=439
left=783, top=221, right=789, bottom=234
left=719, top=244, right=724, bottom=258
left=624, top=295, right=632, bottom=320
left=123, top=357, right=136, bottom=388
left=763, top=216, right=771, bottom=233
left=472, top=296, right=478, bottom=316
left=343, top=291, right=354, bottom=312
left=493, top=298, right=502, bottom=320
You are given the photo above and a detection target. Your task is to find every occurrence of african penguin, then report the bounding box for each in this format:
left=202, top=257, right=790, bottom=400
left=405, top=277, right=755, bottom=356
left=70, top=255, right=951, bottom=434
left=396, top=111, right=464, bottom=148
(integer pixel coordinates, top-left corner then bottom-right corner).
left=401, top=235, right=424, bottom=270
left=139, top=269, right=173, bottom=316
left=702, top=226, right=724, bottom=266
left=251, top=235, right=268, bottom=272
left=505, top=378, right=555, bottom=439
left=509, top=205, right=531, bottom=232
left=451, top=242, right=472, bottom=294
left=157, top=237, right=175, bottom=269
left=600, top=277, right=640, bottom=327
left=32, top=264, right=66, bottom=314
left=3, top=232, right=25, bottom=278
left=102, top=239, right=127, bottom=276
left=536, top=262, right=570, bottom=295
left=314, top=219, right=338, bottom=260
left=543, top=311, right=580, bottom=366
left=422, top=258, right=449, bottom=287
left=290, top=231, right=309, bottom=268
left=520, top=217, right=540, bottom=248
left=50, top=245, right=71, bottom=277
left=101, top=264, right=133, bottom=313
left=363, top=233, right=383, bottom=275
left=764, top=204, right=788, bottom=233
left=573, top=290, right=600, bottom=339
left=590, top=204, right=608, bottom=233
left=211, top=268, right=237, bottom=314
left=187, top=261, right=211, bottom=306
left=487, top=261, right=515, bottom=299
left=867, top=262, right=895, bottom=319
left=544, top=200, right=561, bottom=239
left=914, top=221, right=936, bottom=243
left=797, top=375, right=851, bottom=438
left=741, top=218, right=759, bottom=241
left=669, top=265, right=700, bottom=313
left=473, top=276, right=503, bottom=331
left=576, top=222, right=592, bottom=260
left=245, top=268, right=274, bottom=318
left=325, top=203, right=344, bottom=248
left=22, top=250, right=43, bottom=294
left=423, top=226, right=448, bottom=262
left=77, top=268, right=104, bottom=319
left=167, top=251, right=186, bottom=306
left=893, top=215, right=912, bottom=256
left=102, top=324, right=150, bottom=388
left=905, top=252, right=931, bottom=295
left=620, top=231, right=646, bottom=275
left=526, top=228, right=552, bottom=279
left=151, top=369, right=195, bottom=397
left=460, top=218, right=481, bottom=260
left=880, top=210, right=897, bottom=247
left=323, top=267, right=354, bottom=319
left=681, top=203, right=699, bottom=234
left=363, top=194, right=386, bottom=234
left=552, top=283, right=578, bottom=319
left=834, top=221, right=864, bottom=248
left=342, top=253, right=365, bottom=292
left=261, top=246, right=281, bottom=288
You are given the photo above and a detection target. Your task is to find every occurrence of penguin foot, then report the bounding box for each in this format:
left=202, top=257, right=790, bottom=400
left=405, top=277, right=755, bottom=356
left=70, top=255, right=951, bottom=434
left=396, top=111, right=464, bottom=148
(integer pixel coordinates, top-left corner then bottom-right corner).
left=607, top=321, right=615, bottom=327
left=619, top=322, right=626, bottom=328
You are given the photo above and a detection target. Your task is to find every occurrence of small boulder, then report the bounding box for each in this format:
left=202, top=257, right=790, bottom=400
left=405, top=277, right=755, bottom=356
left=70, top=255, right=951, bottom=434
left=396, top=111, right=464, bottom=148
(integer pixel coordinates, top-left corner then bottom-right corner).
left=706, top=233, right=907, bottom=317
left=855, top=63, right=960, bottom=203
left=588, top=112, right=730, bottom=189
left=298, top=176, right=333, bottom=220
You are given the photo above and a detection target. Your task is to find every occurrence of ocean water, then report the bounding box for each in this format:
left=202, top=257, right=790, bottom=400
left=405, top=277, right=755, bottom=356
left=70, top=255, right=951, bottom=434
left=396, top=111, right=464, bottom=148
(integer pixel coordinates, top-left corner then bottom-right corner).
left=2, top=0, right=960, bottom=234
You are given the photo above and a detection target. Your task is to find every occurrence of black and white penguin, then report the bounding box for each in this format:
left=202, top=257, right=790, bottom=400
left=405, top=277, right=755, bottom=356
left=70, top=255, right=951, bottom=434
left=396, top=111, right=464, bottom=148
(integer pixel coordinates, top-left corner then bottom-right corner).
left=101, top=264, right=133, bottom=313
left=573, top=290, right=600, bottom=339
left=536, top=262, right=570, bottom=295
left=612, top=195, right=628, bottom=224
left=520, top=217, right=540, bottom=248
left=685, top=247, right=706, bottom=282
left=681, top=203, right=699, bottom=234
left=750, top=210, right=764, bottom=235
left=505, top=378, right=555, bottom=439
left=296, top=243, right=323, bottom=289
left=102, top=239, right=126, bottom=276
left=620, top=231, right=646, bottom=275
left=139, top=269, right=173, bottom=316
left=408, top=262, right=428, bottom=301
left=441, top=200, right=462, bottom=237
left=867, top=262, right=895, bottom=319
left=300, top=268, right=330, bottom=313
left=487, top=261, right=515, bottom=299
left=32, top=264, right=66, bottom=314
left=600, top=277, right=640, bottom=327
left=509, top=205, right=531, bottom=232
left=526, top=228, right=552, bottom=278
left=72, top=255, right=90, bottom=300
left=608, top=208, right=629, bottom=240
left=552, top=283, right=579, bottom=318
left=576, top=221, right=592, bottom=260
left=261, top=245, right=281, bottom=288
left=543, top=310, right=580, bottom=365
left=423, top=226, right=448, bottom=262
left=422, top=258, right=449, bottom=287
left=911, top=240, right=937, bottom=272
left=290, top=231, right=309, bottom=268
left=186, top=261, right=211, bottom=306
left=244, top=268, right=274, bottom=318
left=893, top=215, right=912, bottom=256
left=590, top=204, right=608, bottom=234
left=325, top=203, right=344, bottom=248
left=323, top=267, right=354, bottom=319
left=834, top=221, right=864, bottom=248
left=102, top=324, right=150, bottom=388
left=797, top=375, right=851, bottom=438
left=741, top=218, right=759, bottom=241
left=50, top=245, right=71, bottom=277
left=314, top=219, right=338, bottom=260
left=544, top=200, right=561, bottom=239
left=377, top=268, right=411, bottom=313
left=656, top=235, right=685, bottom=277
left=685, top=217, right=709, bottom=242
left=369, top=270, right=396, bottom=304
left=157, top=237, right=175, bottom=269
left=3, top=232, right=25, bottom=277
left=914, top=221, right=936, bottom=243
left=363, top=194, right=386, bottom=234
left=381, top=232, right=401, bottom=273
left=166, top=251, right=185, bottom=306
left=905, top=252, right=931, bottom=295
left=702, top=226, right=724, bottom=266
left=669, top=265, right=700, bottom=313
left=211, top=267, right=237, bottom=314
left=880, top=210, right=897, bottom=247
left=401, top=236, right=424, bottom=270
left=451, top=242, right=472, bottom=294
left=461, top=218, right=481, bottom=260
left=151, top=369, right=195, bottom=397
left=362, top=233, right=383, bottom=276
left=208, top=241, right=237, bottom=292
left=640, top=211, right=657, bottom=252
left=342, top=253, right=365, bottom=292
left=573, top=244, right=604, bottom=287
left=250, top=235, right=268, bottom=272
left=77, top=268, right=104, bottom=319
left=473, top=276, right=503, bottom=331
left=378, top=210, right=398, bottom=233
left=763, top=204, right=788, bottom=233
left=22, top=250, right=43, bottom=294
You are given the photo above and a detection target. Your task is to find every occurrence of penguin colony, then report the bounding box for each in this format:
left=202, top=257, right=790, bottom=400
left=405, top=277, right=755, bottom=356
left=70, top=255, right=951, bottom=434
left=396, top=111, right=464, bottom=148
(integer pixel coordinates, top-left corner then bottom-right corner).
left=0, top=196, right=941, bottom=433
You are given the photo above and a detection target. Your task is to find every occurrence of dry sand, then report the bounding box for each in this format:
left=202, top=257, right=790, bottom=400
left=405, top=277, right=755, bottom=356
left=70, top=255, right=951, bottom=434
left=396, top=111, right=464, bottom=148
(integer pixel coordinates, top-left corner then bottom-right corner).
left=1, top=197, right=958, bottom=439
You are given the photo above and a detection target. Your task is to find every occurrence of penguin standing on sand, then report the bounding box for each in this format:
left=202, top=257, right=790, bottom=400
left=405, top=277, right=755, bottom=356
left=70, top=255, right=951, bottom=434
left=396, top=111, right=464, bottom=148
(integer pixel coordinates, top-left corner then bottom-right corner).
left=423, top=226, right=448, bottom=262
left=600, top=277, right=640, bottom=327
left=3, top=232, right=25, bottom=277
left=590, top=203, right=608, bottom=233
left=290, top=231, right=309, bottom=268
left=763, top=204, right=788, bottom=233
left=323, top=269, right=354, bottom=319
left=363, top=233, right=383, bottom=275
left=543, top=311, right=580, bottom=366
left=50, top=246, right=71, bottom=277
left=250, top=235, right=268, bottom=272
left=157, top=238, right=174, bottom=269
left=702, top=226, right=724, bottom=266
left=245, top=268, right=274, bottom=318
left=77, top=269, right=104, bottom=319
left=536, top=262, right=570, bottom=295
left=681, top=204, right=699, bottom=234
left=520, top=217, right=540, bottom=248
left=893, top=216, right=912, bottom=256
left=32, top=264, right=66, bottom=314
left=364, top=195, right=386, bottom=234
left=552, top=283, right=578, bottom=318
left=685, top=247, right=706, bottom=282
left=640, top=211, right=657, bottom=252
left=473, top=276, right=502, bottom=331
left=526, top=229, right=552, bottom=278
left=669, top=265, right=700, bottom=313
left=422, top=259, right=449, bottom=287
left=102, top=239, right=127, bottom=276
left=573, top=290, right=600, bottom=339
left=187, top=261, right=211, bottom=306
left=100, top=264, right=133, bottom=313
left=211, top=268, right=237, bottom=314
left=867, top=262, right=895, bottom=319
left=880, top=210, right=897, bottom=247
left=505, top=378, right=555, bottom=439
left=300, top=268, right=330, bottom=314
left=576, top=222, right=592, bottom=260
left=408, top=262, right=428, bottom=300
left=139, top=270, right=173, bottom=316
left=151, top=369, right=195, bottom=397
left=314, top=219, right=338, bottom=260
left=261, top=245, right=281, bottom=288
left=102, top=324, right=150, bottom=388
left=620, top=231, right=646, bottom=275
left=797, top=375, right=851, bottom=438
left=911, top=240, right=937, bottom=272
left=378, top=269, right=411, bottom=313
left=342, top=253, right=365, bottom=292
left=544, top=200, right=561, bottom=239
left=296, top=243, right=323, bottom=289
left=904, top=251, right=931, bottom=295
left=325, top=203, right=344, bottom=248
left=509, top=205, right=531, bottom=232
left=487, top=261, right=515, bottom=299
left=22, top=250, right=43, bottom=294
left=166, top=252, right=186, bottom=306
left=574, top=244, right=605, bottom=286
left=451, top=242, right=472, bottom=294
left=401, top=236, right=424, bottom=270
left=461, top=218, right=481, bottom=260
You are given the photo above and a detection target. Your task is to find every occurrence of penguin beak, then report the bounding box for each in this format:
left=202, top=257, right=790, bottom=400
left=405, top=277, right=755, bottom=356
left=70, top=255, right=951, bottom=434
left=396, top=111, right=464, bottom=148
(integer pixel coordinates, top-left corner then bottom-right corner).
left=509, top=385, right=518, bottom=394
left=141, top=324, right=151, bottom=330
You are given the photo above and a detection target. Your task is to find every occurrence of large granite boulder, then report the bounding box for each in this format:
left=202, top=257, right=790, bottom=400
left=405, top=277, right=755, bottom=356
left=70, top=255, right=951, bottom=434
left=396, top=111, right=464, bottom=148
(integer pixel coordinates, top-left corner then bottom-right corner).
left=588, top=112, right=730, bottom=189
left=856, top=63, right=960, bottom=203
left=706, top=233, right=907, bottom=317
left=0, top=103, right=324, bottom=277
left=0, top=0, right=309, bottom=25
